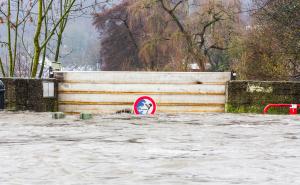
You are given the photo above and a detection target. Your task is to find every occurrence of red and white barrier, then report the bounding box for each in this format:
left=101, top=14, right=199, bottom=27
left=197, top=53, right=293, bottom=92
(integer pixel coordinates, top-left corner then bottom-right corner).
left=263, top=104, right=299, bottom=115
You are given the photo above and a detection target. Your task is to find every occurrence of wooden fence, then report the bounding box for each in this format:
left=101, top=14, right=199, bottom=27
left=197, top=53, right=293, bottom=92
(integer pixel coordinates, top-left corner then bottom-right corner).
left=55, top=71, right=231, bottom=114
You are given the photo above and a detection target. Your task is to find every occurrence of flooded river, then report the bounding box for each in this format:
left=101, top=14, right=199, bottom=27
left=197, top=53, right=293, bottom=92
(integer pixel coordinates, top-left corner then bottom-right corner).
left=0, top=112, right=299, bottom=185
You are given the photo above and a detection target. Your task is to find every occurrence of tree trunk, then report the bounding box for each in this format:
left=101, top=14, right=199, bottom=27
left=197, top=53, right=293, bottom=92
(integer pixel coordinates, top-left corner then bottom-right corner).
left=31, top=0, right=43, bottom=78
left=39, top=1, right=49, bottom=78
left=0, top=58, right=6, bottom=77
left=12, top=0, right=20, bottom=76
left=54, top=31, right=63, bottom=62
left=7, top=0, right=14, bottom=77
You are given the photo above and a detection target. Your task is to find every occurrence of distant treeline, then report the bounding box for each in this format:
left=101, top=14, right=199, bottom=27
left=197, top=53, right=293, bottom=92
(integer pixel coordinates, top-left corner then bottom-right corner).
left=94, top=0, right=300, bottom=81
left=0, top=0, right=299, bottom=81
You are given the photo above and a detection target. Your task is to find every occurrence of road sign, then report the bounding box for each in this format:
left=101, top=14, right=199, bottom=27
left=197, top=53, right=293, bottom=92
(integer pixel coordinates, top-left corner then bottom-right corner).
left=133, top=96, right=157, bottom=115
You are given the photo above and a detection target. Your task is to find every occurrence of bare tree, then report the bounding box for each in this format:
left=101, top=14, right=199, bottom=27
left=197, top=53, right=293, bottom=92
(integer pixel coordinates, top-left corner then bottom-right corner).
left=0, top=0, right=111, bottom=78
left=95, top=0, right=239, bottom=71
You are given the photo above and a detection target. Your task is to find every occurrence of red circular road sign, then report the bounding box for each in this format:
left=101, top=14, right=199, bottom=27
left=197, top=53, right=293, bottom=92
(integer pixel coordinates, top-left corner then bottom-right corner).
left=133, top=96, right=157, bottom=115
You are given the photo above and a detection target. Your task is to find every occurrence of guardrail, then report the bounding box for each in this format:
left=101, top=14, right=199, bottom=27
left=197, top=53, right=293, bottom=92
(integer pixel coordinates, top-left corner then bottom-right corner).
left=263, top=104, right=299, bottom=115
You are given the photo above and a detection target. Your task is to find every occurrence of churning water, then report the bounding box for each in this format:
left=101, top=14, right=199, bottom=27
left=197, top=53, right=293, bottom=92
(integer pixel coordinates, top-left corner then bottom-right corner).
left=0, top=112, right=299, bottom=185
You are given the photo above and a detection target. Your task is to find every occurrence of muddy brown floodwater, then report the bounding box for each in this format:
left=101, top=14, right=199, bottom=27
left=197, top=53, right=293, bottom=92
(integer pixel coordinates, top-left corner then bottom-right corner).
left=0, top=112, right=300, bottom=185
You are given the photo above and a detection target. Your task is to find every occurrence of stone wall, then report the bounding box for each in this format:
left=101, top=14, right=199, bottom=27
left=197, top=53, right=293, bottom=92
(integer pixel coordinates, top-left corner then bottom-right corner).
left=0, top=78, right=58, bottom=112
left=226, top=81, right=300, bottom=114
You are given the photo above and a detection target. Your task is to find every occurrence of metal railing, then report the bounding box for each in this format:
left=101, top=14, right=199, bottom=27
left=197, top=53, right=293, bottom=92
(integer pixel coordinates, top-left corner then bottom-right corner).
left=263, top=104, right=299, bottom=115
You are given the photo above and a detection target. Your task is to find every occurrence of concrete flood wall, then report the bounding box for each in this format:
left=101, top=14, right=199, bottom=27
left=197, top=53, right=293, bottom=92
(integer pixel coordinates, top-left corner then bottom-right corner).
left=0, top=78, right=58, bottom=112
left=1, top=76, right=299, bottom=114
left=55, top=71, right=232, bottom=114
left=226, top=81, right=300, bottom=114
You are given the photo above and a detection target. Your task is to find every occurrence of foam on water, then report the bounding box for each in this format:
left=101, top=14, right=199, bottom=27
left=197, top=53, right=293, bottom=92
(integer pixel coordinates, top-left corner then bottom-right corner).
left=0, top=112, right=299, bottom=185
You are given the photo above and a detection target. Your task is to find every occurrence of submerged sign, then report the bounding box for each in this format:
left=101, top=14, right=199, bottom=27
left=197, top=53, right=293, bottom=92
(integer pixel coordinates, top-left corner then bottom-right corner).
left=133, top=96, right=157, bottom=115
